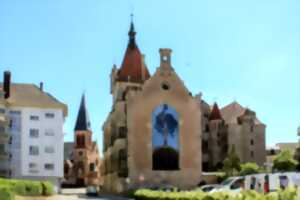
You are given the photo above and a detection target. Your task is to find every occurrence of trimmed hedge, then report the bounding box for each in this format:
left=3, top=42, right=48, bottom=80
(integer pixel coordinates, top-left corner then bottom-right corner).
left=0, top=186, right=15, bottom=200
left=134, top=187, right=300, bottom=200
left=41, top=181, right=54, bottom=196
left=0, top=178, right=54, bottom=200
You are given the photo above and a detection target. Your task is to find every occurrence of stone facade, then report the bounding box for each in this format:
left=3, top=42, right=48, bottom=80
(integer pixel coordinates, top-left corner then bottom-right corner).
left=101, top=22, right=266, bottom=193
left=201, top=101, right=266, bottom=171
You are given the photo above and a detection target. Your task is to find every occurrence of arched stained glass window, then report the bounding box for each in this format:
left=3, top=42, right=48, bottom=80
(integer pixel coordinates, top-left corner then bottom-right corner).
left=152, top=104, right=179, bottom=170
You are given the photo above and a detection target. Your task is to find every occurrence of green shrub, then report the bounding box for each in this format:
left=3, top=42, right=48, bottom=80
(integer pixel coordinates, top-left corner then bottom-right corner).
left=0, top=186, right=15, bottom=200
left=134, top=188, right=300, bottom=200
left=41, top=181, right=54, bottom=196
left=13, top=180, right=42, bottom=196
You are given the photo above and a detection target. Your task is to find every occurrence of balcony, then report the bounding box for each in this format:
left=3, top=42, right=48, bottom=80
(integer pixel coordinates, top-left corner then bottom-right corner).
left=0, top=169, right=9, bottom=178
left=0, top=133, right=10, bottom=143
left=0, top=151, right=9, bottom=160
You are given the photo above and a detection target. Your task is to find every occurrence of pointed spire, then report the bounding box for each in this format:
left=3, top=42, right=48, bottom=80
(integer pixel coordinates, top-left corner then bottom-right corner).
left=128, top=14, right=136, bottom=49
left=209, top=103, right=223, bottom=121
left=74, top=93, right=91, bottom=131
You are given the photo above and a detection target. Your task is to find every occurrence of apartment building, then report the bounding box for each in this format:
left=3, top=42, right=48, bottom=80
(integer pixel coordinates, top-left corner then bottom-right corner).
left=0, top=71, right=68, bottom=191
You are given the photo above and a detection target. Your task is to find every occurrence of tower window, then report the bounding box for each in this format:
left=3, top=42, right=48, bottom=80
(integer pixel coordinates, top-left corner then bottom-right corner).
left=76, top=135, right=85, bottom=148
left=89, top=163, right=95, bottom=172
left=250, top=139, right=254, bottom=145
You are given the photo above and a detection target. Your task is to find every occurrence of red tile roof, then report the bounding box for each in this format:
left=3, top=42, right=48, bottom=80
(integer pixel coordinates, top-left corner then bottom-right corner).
left=209, top=103, right=223, bottom=120
left=117, top=22, right=150, bottom=83
left=117, top=46, right=150, bottom=83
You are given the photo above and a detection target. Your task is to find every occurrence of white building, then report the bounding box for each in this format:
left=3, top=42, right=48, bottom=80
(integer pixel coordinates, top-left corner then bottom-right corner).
left=0, top=71, right=68, bottom=191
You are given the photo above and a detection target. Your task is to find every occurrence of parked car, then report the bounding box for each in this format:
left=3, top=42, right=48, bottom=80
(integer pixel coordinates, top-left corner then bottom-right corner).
left=86, top=185, right=99, bottom=196
left=211, top=176, right=245, bottom=193
left=200, top=184, right=220, bottom=192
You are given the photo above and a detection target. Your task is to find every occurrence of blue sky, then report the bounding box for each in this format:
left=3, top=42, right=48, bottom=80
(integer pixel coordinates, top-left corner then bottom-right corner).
left=1, top=0, right=299, bottom=150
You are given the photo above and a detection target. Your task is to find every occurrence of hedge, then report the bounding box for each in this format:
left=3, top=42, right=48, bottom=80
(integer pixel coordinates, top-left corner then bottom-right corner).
left=0, top=178, right=54, bottom=200
left=134, top=187, right=300, bottom=200
left=0, top=186, right=15, bottom=200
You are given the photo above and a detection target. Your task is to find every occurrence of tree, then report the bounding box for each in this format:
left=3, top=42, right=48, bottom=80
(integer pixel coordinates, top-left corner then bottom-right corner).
left=293, top=146, right=300, bottom=171
left=239, top=162, right=261, bottom=176
left=273, top=149, right=298, bottom=172
left=222, top=145, right=241, bottom=176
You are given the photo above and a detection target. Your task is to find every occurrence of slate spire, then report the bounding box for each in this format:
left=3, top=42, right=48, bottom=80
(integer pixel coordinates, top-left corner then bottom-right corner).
left=74, top=93, right=91, bottom=131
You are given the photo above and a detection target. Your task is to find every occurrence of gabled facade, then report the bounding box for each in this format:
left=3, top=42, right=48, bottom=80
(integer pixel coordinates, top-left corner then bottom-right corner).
left=102, top=22, right=202, bottom=193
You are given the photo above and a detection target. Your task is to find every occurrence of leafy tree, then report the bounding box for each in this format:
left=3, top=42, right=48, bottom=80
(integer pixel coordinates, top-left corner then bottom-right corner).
left=222, top=145, right=240, bottom=176
left=293, top=146, right=300, bottom=171
left=273, top=149, right=298, bottom=172
left=239, top=162, right=261, bottom=176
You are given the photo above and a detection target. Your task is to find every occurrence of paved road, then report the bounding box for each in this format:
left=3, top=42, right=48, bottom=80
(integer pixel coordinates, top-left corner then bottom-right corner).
left=60, top=188, right=133, bottom=200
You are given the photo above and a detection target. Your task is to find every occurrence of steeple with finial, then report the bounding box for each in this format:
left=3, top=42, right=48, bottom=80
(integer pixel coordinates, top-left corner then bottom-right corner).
left=116, top=14, right=150, bottom=83
left=128, top=14, right=137, bottom=49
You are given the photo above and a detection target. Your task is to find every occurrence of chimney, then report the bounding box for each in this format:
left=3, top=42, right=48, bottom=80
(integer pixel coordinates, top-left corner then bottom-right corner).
left=3, top=71, right=11, bottom=99
left=39, top=82, right=44, bottom=91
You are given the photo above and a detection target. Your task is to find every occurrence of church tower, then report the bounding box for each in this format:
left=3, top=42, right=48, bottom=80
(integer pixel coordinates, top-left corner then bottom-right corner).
left=73, top=94, right=92, bottom=186
left=74, top=94, right=92, bottom=150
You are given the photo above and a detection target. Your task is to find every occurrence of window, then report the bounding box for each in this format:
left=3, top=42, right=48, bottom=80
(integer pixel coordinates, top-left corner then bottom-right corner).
left=205, top=124, right=209, bottom=132
left=29, top=163, right=37, bottom=168
left=10, top=114, right=21, bottom=132
left=44, top=163, right=54, bottom=170
left=250, top=126, right=254, bottom=132
left=9, top=110, right=21, bottom=115
left=78, top=151, right=83, bottom=156
left=29, top=146, right=39, bottom=155
left=29, top=162, right=38, bottom=173
left=250, top=139, right=254, bottom=145
left=0, top=108, right=5, bottom=114
left=152, top=104, right=179, bottom=171
left=29, top=129, right=39, bottom=138
left=251, top=151, right=254, bottom=158
left=30, top=115, right=39, bottom=121
left=0, top=144, right=5, bottom=153
left=118, top=127, right=127, bottom=138
left=76, top=135, right=85, bottom=148
left=0, top=126, right=5, bottom=133
left=89, top=163, right=95, bottom=172
left=45, top=113, right=55, bottom=118
left=45, top=146, right=54, bottom=153
left=45, top=129, right=54, bottom=136
left=118, top=149, right=128, bottom=177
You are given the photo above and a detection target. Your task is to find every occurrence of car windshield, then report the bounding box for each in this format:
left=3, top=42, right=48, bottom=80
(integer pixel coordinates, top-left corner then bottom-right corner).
left=221, top=178, right=234, bottom=185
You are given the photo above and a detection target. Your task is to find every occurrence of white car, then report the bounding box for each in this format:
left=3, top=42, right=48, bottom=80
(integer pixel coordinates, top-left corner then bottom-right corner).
left=86, top=185, right=99, bottom=196
left=211, top=176, right=245, bottom=193
left=200, top=184, right=221, bottom=192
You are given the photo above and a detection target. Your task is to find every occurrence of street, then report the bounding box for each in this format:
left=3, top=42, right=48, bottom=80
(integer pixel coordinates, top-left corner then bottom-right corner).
left=60, top=188, right=133, bottom=200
